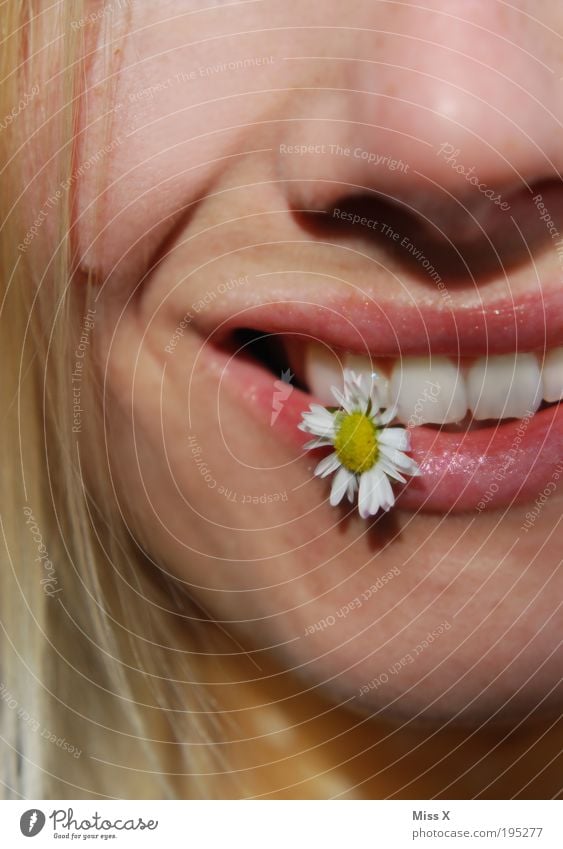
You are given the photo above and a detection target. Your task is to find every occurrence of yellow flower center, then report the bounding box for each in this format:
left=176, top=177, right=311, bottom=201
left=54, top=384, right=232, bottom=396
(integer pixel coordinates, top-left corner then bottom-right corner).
left=334, top=412, right=379, bottom=474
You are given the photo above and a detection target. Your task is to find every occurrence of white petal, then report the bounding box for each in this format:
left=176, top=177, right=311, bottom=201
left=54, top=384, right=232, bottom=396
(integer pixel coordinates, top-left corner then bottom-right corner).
left=329, top=466, right=354, bottom=506
left=375, top=404, right=399, bottom=426
left=377, top=457, right=407, bottom=483
left=358, top=469, right=374, bottom=518
left=330, top=385, right=355, bottom=413
left=358, top=466, right=396, bottom=518
left=333, top=370, right=369, bottom=413
left=369, top=374, right=389, bottom=410
left=346, top=475, right=358, bottom=503
left=372, top=469, right=396, bottom=513
left=349, top=372, right=371, bottom=412
left=380, top=444, right=420, bottom=476
left=301, top=424, right=334, bottom=438
left=302, top=405, right=335, bottom=425
left=404, top=457, right=423, bottom=477
left=309, top=403, right=333, bottom=417
left=303, top=437, right=334, bottom=450
left=378, top=427, right=410, bottom=451
left=314, top=452, right=341, bottom=478
left=300, top=406, right=336, bottom=436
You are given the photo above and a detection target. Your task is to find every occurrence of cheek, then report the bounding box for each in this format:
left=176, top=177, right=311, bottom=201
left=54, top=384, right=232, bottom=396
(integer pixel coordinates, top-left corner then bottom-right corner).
left=72, top=3, right=299, bottom=285
left=99, top=304, right=321, bottom=565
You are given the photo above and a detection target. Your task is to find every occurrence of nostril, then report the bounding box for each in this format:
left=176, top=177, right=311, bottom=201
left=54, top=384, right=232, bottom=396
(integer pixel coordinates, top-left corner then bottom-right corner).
left=294, top=180, right=563, bottom=285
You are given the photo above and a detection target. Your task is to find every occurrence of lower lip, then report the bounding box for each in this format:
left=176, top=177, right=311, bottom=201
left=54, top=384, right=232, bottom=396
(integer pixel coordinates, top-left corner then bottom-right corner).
left=214, top=345, right=563, bottom=514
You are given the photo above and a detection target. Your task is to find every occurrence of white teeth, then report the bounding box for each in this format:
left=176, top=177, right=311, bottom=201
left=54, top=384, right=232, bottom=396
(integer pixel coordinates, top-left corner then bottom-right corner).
left=542, top=347, right=563, bottom=403
left=344, top=353, right=390, bottom=407
left=303, top=343, right=561, bottom=425
left=304, top=342, right=345, bottom=404
left=466, top=353, right=543, bottom=420
left=390, top=356, right=468, bottom=425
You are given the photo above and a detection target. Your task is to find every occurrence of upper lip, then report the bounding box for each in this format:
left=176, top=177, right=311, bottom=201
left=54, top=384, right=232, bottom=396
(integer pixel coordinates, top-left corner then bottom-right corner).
left=201, top=288, right=563, bottom=357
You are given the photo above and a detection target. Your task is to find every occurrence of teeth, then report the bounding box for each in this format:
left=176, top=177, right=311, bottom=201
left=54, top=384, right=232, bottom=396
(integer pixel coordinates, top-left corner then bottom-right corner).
left=304, top=344, right=562, bottom=426
left=542, top=347, right=563, bottom=403
left=466, top=353, right=542, bottom=420
left=390, top=356, right=468, bottom=425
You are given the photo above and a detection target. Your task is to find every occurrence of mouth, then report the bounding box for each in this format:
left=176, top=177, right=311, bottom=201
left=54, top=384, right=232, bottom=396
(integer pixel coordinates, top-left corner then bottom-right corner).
left=199, top=295, right=563, bottom=515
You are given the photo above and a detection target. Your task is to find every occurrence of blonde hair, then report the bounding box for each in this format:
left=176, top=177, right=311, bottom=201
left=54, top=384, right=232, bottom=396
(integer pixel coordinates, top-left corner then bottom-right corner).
left=3, top=1, right=563, bottom=803
left=0, top=0, right=239, bottom=800
left=0, top=0, right=355, bottom=801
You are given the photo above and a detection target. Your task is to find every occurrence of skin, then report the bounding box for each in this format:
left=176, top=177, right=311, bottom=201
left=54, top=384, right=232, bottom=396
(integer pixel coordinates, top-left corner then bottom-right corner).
left=66, top=0, right=563, bottom=793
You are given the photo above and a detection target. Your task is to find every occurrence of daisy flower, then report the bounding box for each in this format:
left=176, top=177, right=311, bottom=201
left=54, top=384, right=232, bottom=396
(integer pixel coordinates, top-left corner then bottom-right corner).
left=299, top=369, right=421, bottom=519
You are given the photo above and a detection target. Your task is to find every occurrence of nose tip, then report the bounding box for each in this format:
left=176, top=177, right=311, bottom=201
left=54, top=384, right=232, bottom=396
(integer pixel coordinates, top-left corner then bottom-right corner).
left=279, top=3, right=563, bottom=218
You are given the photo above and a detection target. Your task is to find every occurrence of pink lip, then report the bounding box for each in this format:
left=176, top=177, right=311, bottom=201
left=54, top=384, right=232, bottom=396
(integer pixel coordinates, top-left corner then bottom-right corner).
left=211, top=290, right=563, bottom=356
left=200, top=291, right=563, bottom=514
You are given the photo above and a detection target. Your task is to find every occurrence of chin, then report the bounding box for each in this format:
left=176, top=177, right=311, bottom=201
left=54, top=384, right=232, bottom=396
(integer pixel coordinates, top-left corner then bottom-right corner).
left=279, top=622, right=563, bottom=729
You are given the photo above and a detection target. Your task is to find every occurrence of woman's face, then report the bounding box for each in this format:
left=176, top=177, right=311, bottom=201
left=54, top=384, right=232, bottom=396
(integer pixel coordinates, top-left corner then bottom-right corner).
left=77, top=0, right=563, bottom=723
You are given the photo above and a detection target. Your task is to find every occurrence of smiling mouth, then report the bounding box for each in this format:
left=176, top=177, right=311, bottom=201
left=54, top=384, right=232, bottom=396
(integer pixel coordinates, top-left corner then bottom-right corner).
left=198, top=288, right=563, bottom=514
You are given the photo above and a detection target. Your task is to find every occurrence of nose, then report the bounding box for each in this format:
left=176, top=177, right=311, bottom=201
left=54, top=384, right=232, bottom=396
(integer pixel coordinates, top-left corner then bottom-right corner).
left=279, top=1, right=563, bottom=228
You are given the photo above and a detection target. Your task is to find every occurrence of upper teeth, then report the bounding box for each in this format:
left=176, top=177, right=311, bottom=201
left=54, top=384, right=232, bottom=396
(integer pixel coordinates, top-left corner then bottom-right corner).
left=304, top=344, right=563, bottom=425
